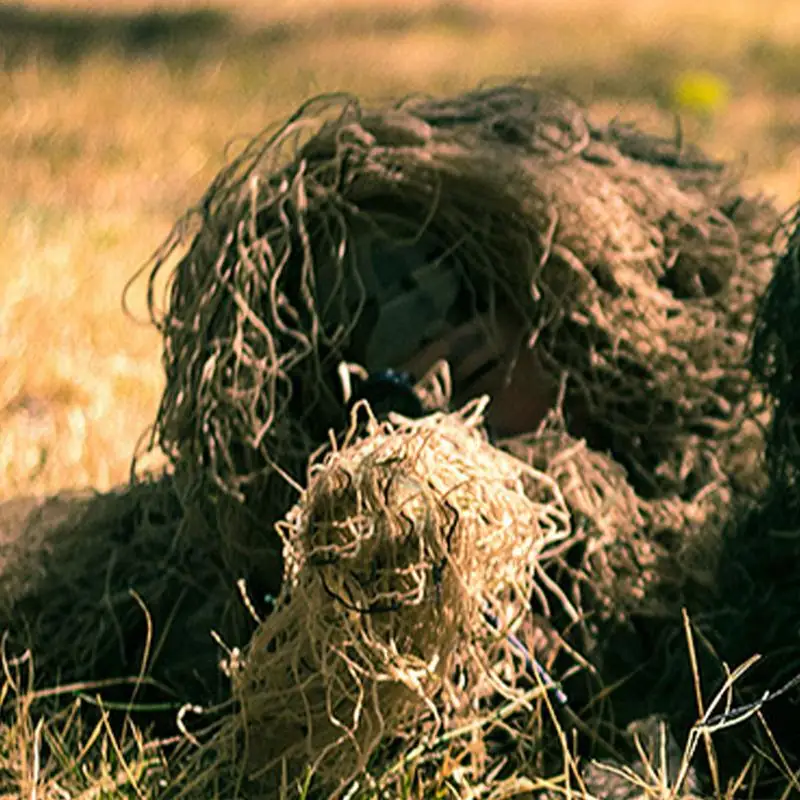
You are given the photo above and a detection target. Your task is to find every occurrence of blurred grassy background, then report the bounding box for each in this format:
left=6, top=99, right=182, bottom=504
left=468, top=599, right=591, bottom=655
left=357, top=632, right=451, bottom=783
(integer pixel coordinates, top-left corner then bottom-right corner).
left=1, top=0, right=798, bottom=498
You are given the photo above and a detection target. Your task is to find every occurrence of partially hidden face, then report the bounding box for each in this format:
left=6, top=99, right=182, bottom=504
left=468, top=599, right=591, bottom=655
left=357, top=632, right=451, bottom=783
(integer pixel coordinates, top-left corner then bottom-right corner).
left=333, top=239, right=557, bottom=437
left=399, top=311, right=557, bottom=438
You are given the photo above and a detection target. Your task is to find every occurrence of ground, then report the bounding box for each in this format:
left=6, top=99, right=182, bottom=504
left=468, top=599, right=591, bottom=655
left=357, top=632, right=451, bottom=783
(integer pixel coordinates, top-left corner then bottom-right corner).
left=1, top=1, right=798, bottom=797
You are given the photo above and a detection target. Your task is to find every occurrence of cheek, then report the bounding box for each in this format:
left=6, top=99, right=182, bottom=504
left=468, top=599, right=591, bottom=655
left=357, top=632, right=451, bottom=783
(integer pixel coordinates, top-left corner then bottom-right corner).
left=485, top=349, right=557, bottom=437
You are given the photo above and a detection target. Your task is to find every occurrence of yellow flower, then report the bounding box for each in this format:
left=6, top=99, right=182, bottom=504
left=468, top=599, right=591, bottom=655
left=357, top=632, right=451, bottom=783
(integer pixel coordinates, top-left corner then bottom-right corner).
left=672, top=70, right=730, bottom=117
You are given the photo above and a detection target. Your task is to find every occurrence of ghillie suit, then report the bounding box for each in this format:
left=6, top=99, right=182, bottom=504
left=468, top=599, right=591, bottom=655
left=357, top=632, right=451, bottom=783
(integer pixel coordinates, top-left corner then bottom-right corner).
left=752, top=205, right=800, bottom=517
left=697, top=205, right=800, bottom=792
left=0, top=478, right=257, bottom=716
left=142, top=82, right=775, bottom=590
left=128, top=81, right=779, bottom=796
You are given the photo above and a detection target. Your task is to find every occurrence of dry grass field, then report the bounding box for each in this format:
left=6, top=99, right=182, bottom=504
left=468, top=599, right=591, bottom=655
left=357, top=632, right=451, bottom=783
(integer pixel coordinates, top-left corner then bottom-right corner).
left=1, top=1, right=799, bottom=796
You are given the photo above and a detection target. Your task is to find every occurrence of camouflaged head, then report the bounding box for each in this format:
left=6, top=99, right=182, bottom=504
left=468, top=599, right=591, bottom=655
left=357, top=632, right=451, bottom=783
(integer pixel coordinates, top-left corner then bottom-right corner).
left=143, top=82, right=776, bottom=519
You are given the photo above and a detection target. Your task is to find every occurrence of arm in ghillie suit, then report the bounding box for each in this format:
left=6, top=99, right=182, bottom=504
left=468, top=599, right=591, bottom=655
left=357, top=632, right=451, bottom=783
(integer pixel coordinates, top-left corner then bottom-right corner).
left=341, top=366, right=569, bottom=708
